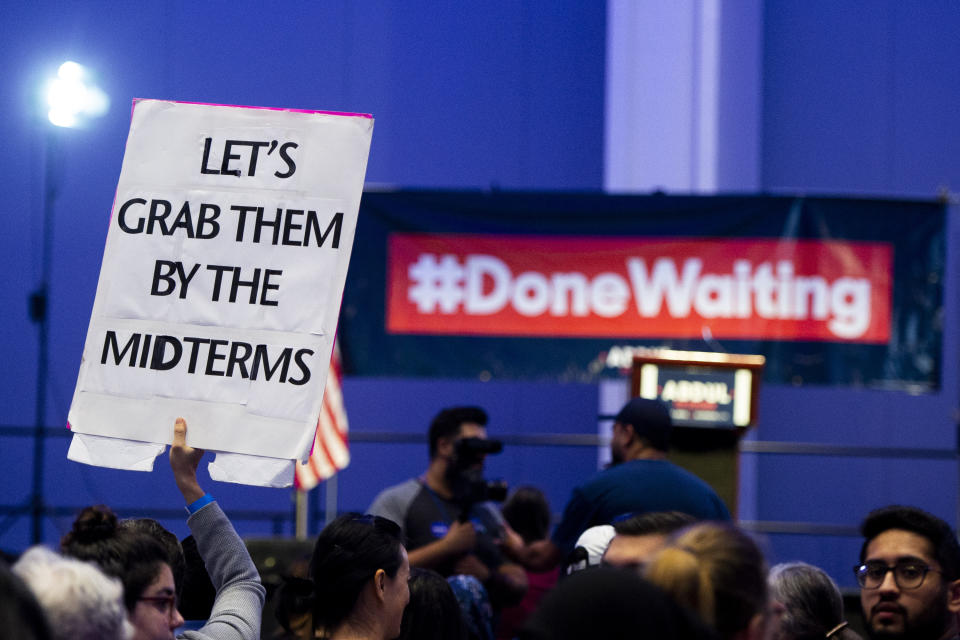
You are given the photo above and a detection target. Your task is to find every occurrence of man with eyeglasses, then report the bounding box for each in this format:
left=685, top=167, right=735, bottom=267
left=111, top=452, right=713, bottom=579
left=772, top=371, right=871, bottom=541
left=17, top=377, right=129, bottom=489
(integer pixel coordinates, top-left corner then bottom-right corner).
left=856, top=505, right=960, bottom=640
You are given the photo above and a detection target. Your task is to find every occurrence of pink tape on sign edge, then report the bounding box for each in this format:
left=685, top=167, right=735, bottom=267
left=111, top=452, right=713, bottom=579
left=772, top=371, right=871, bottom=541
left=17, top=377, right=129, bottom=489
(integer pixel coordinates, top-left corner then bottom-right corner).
left=130, top=97, right=373, bottom=119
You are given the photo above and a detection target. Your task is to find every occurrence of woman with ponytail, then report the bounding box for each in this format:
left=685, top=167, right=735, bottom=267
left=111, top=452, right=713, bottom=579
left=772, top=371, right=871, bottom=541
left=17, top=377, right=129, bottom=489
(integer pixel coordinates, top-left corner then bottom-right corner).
left=309, top=513, right=410, bottom=640
left=644, top=522, right=770, bottom=640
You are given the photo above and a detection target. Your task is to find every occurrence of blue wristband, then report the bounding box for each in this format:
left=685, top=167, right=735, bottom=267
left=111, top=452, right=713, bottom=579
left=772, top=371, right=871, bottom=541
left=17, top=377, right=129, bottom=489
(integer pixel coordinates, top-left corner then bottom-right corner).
left=186, top=494, right=215, bottom=515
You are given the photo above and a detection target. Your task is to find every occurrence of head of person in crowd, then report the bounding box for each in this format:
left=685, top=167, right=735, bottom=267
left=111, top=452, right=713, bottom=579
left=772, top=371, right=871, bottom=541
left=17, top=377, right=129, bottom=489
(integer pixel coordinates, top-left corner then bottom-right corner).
left=602, top=510, right=696, bottom=572
left=117, top=522, right=214, bottom=622
left=610, top=398, right=672, bottom=465
left=501, top=486, right=552, bottom=545
left=310, top=513, right=410, bottom=640
left=644, top=521, right=769, bottom=640
left=13, top=545, right=133, bottom=640
left=396, top=568, right=467, bottom=640
left=856, top=505, right=960, bottom=640
left=427, top=406, right=506, bottom=513
left=0, top=558, right=53, bottom=640
left=768, top=562, right=862, bottom=640
left=119, top=518, right=186, bottom=599
left=429, top=406, right=491, bottom=488
left=563, top=524, right=616, bottom=574
left=429, top=406, right=489, bottom=462
left=274, top=575, right=317, bottom=640
left=61, top=504, right=184, bottom=640
left=116, top=517, right=214, bottom=621
left=519, top=565, right=720, bottom=640
left=497, top=489, right=561, bottom=640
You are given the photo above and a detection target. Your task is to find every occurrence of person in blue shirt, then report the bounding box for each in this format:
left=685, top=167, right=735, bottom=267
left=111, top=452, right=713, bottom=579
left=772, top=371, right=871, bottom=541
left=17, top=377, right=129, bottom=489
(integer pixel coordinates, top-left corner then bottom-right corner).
left=503, top=398, right=730, bottom=572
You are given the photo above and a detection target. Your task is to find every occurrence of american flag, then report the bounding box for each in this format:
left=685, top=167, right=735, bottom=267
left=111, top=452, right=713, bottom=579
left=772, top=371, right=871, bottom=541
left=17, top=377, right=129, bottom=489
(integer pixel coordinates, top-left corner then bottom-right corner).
left=294, top=339, right=350, bottom=490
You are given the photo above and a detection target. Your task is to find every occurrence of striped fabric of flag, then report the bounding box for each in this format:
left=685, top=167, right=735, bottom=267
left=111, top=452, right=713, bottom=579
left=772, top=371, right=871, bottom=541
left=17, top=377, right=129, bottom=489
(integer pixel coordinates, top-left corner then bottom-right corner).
left=294, top=339, right=350, bottom=490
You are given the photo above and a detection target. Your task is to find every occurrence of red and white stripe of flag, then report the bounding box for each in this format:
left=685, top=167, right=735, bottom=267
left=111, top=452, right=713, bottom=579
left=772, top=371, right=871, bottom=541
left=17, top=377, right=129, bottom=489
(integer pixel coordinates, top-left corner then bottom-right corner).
left=294, top=339, right=350, bottom=490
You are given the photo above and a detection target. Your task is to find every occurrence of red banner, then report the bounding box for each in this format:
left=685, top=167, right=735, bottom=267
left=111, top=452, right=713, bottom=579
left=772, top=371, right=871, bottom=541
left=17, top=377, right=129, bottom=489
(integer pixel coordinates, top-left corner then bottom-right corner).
left=386, top=234, right=892, bottom=343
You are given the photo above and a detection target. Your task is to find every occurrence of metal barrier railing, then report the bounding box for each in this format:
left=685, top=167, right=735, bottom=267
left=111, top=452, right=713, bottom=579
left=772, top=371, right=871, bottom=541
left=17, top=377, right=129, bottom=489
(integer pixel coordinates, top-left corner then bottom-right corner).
left=1, top=425, right=956, bottom=544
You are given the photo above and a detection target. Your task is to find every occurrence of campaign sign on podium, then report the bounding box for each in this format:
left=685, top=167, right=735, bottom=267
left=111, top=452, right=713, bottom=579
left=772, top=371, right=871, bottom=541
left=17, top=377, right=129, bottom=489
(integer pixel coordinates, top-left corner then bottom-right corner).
left=68, top=99, right=373, bottom=466
left=631, top=349, right=765, bottom=516
left=633, top=350, right=765, bottom=429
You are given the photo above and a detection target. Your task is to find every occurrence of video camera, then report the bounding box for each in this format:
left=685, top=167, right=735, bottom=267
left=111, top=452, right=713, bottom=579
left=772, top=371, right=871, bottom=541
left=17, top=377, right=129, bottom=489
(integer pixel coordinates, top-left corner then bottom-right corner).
left=451, top=437, right=509, bottom=509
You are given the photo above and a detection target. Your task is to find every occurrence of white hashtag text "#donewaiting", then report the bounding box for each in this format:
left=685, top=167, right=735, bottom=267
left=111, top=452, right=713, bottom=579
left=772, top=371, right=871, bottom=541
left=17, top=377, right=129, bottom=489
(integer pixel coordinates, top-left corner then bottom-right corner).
left=406, top=254, right=872, bottom=339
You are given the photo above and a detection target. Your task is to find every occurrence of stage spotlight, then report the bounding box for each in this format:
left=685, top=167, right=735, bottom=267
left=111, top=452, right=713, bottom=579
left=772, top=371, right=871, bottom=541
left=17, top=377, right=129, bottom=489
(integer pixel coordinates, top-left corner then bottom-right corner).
left=45, top=60, right=109, bottom=128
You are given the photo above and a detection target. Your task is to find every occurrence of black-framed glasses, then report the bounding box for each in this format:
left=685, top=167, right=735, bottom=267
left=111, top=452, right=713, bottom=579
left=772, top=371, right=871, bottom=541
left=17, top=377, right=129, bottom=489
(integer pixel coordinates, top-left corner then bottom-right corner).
left=139, top=594, right=177, bottom=617
left=853, top=561, right=941, bottom=589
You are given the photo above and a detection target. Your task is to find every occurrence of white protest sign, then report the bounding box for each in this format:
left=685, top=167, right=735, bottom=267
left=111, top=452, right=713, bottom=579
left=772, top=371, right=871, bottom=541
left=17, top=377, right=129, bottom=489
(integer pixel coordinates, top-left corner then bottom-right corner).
left=68, top=99, right=372, bottom=467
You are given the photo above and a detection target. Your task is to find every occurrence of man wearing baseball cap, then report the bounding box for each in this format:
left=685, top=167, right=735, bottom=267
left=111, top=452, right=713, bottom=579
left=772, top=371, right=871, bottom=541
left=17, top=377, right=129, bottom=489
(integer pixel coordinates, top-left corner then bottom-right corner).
left=503, top=397, right=729, bottom=572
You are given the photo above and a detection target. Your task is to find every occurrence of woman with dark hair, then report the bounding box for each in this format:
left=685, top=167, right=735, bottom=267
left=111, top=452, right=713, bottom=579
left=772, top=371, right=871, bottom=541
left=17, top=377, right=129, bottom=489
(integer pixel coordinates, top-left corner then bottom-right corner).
left=500, top=487, right=552, bottom=545
left=497, top=487, right=559, bottom=640
left=396, top=568, right=466, bottom=640
left=60, top=418, right=264, bottom=640
left=119, top=518, right=187, bottom=597
left=310, top=513, right=410, bottom=640
left=61, top=505, right=181, bottom=637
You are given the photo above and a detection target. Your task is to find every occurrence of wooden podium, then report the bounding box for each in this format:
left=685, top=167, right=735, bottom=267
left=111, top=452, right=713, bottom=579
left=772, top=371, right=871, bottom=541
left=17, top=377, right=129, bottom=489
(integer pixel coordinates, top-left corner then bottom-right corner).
left=630, top=350, right=765, bottom=518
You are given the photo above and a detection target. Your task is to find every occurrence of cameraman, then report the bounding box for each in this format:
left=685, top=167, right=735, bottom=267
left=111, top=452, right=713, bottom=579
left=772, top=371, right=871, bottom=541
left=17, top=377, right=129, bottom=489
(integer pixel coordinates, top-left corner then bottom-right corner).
left=368, top=407, right=527, bottom=608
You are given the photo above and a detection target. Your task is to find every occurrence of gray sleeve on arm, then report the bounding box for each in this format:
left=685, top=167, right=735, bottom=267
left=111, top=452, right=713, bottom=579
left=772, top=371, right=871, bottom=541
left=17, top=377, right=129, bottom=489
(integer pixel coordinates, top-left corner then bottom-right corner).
left=367, top=479, right=420, bottom=536
left=179, top=502, right=266, bottom=640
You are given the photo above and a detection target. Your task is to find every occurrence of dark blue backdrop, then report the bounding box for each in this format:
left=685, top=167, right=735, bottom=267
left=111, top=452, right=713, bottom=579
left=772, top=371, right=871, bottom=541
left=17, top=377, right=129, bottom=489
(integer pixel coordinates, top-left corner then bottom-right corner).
left=0, top=0, right=607, bottom=553
left=2, top=1, right=960, bottom=595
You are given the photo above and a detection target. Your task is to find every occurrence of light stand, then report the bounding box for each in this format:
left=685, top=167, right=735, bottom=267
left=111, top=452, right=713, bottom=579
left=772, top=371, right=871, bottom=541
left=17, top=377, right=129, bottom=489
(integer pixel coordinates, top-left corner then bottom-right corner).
left=29, top=126, right=58, bottom=543
left=27, top=61, right=108, bottom=543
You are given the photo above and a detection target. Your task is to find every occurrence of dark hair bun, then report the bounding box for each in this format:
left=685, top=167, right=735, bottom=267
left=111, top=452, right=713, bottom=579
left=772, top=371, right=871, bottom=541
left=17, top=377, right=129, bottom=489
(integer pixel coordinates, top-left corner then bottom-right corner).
left=65, top=505, right=119, bottom=545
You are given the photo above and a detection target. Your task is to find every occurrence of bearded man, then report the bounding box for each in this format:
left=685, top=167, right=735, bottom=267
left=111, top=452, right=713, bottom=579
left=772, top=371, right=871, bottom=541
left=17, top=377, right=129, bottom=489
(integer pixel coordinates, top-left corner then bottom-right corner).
left=503, top=398, right=729, bottom=572
left=856, top=506, right=960, bottom=640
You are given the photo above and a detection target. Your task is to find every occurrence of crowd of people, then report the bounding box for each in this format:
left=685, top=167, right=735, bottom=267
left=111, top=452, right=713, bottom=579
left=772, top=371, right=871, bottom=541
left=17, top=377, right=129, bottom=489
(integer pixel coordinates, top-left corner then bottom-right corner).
left=3, top=402, right=960, bottom=640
